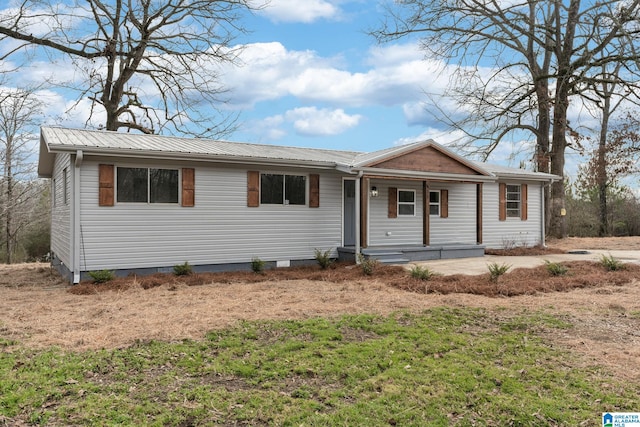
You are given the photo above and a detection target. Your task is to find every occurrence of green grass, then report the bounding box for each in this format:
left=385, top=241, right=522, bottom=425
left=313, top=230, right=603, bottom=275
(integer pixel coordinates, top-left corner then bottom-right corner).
left=1, top=308, right=637, bottom=426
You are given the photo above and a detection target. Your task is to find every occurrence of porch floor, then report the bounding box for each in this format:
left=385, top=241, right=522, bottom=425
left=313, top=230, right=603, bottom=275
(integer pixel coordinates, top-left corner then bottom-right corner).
left=337, top=243, right=485, bottom=264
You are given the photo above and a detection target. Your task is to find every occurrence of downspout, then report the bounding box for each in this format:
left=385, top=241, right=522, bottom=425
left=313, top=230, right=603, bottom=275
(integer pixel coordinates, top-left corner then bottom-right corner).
left=72, top=150, right=83, bottom=283
left=354, top=170, right=364, bottom=264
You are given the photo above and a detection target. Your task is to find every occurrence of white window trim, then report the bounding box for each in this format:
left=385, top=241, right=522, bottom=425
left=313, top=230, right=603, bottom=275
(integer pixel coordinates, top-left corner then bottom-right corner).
left=397, top=189, right=416, bottom=217
left=115, top=166, right=180, bottom=205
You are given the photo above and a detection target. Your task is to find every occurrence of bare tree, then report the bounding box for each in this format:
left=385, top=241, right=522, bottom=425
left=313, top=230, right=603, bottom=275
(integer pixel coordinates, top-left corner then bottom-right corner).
left=371, top=0, right=640, bottom=238
left=576, top=110, right=640, bottom=234
left=0, top=87, right=42, bottom=263
left=0, top=0, right=261, bottom=137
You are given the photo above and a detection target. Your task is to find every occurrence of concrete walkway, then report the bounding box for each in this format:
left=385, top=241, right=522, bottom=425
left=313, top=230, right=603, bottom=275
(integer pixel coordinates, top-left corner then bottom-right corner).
left=409, top=249, right=640, bottom=276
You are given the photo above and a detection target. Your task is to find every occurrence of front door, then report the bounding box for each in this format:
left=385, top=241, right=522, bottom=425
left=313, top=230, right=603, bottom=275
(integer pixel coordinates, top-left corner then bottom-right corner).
left=343, top=180, right=356, bottom=246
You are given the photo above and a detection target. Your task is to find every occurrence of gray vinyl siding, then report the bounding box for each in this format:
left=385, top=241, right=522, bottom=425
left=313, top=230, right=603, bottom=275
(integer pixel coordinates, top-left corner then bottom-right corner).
left=429, top=183, right=476, bottom=245
left=78, top=158, right=343, bottom=271
left=368, top=181, right=477, bottom=246
left=482, top=181, right=543, bottom=248
left=50, top=153, right=71, bottom=267
left=368, top=180, right=423, bottom=246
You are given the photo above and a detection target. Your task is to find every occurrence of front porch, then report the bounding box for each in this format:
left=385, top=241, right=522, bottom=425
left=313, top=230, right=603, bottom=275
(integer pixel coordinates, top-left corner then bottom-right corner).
left=337, top=243, right=486, bottom=264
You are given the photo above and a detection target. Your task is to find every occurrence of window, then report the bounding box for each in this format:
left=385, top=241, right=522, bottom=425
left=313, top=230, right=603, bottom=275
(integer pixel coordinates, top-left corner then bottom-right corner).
left=117, top=167, right=179, bottom=203
left=260, top=174, right=306, bottom=205
left=506, top=184, right=521, bottom=218
left=63, top=168, right=69, bottom=205
left=429, top=191, right=440, bottom=216
left=398, top=190, right=415, bottom=216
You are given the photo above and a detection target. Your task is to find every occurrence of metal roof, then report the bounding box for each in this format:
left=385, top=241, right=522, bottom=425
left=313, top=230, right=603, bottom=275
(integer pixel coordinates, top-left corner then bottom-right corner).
left=38, top=127, right=559, bottom=182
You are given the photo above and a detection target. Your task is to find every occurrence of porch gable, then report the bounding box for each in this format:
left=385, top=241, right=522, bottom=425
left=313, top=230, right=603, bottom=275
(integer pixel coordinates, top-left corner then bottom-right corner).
left=361, top=145, right=485, bottom=176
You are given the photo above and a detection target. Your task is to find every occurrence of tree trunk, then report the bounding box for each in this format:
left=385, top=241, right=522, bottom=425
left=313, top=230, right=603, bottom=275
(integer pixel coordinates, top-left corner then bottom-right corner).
left=548, top=83, right=569, bottom=239
left=597, top=96, right=610, bottom=237
left=5, top=141, right=12, bottom=264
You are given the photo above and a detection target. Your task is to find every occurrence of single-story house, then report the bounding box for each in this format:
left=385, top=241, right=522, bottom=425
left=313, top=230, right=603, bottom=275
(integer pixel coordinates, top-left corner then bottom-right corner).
left=38, top=127, right=558, bottom=283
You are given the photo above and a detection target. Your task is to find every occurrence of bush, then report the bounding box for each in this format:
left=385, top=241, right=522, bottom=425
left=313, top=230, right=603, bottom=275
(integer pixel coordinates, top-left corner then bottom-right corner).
left=88, top=269, right=115, bottom=284
left=487, top=262, right=511, bottom=283
left=600, top=254, right=625, bottom=271
left=357, top=254, right=379, bottom=276
left=410, top=265, right=440, bottom=281
left=314, top=248, right=334, bottom=269
left=251, top=257, right=265, bottom=274
left=173, top=262, right=192, bottom=276
left=544, top=260, right=568, bottom=276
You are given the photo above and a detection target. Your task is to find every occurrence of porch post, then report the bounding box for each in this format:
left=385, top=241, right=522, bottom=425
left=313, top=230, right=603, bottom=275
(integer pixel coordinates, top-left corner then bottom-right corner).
left=360, top=176, right=369, bottom=248
left=476, top=183, right=483, bottom=244
left=423, top=181, right=429, bottom=246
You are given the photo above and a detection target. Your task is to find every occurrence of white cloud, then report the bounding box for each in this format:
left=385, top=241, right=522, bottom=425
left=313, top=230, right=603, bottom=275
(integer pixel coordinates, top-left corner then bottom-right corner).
left=246, top=106, right=362, bottom=140
left=285, top=107, right=363, bottom=136
left=259, top=0, right=342, bottom=23
left=225, top=42, right=453, bottom=112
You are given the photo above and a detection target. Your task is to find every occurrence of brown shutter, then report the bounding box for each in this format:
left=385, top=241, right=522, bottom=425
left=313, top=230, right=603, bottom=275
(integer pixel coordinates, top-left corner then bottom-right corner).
left=247, top=171, right=260, bottom=207
left=440, top=189, right=448, bottom=218
left=99, top=164, right=114, bottom=206
left=388, top=187, right=397, bottom=218
left=499, top=183, right=506, bottom=221
left=181, top=168, right=195, bottom=207
left=309, top=174, right=319, bottom=208
left=521, top=184, right=528, bottom=221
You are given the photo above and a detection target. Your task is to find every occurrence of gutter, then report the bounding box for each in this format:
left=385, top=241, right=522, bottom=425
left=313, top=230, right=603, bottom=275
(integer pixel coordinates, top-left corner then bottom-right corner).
left=72, top=150, right=83, bottom=284
left=45, top=146, right=342, bottom=170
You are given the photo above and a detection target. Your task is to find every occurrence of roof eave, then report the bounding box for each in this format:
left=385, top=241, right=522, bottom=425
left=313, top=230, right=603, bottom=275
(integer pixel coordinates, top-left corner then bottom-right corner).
left=45, top=145, right=342, bottom=170
left=495, top=172, right=560, bottom=182
left=353, top=167, right=497, bottom=182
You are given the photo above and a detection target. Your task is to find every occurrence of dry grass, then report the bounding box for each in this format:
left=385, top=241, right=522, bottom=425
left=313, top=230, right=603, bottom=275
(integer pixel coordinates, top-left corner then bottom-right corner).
left=1, top=237, right=640, bottom=381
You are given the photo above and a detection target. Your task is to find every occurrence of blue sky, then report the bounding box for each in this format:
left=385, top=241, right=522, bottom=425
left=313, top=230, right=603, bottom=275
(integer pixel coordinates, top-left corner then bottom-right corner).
left=0, top=0, right=595, bottom=175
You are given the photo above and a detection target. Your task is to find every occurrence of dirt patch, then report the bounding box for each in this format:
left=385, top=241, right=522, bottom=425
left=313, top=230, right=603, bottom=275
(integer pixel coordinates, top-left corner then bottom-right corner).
left=1, top=237, right=640, bottom=382
left=547, top=236, right=640, bottom=251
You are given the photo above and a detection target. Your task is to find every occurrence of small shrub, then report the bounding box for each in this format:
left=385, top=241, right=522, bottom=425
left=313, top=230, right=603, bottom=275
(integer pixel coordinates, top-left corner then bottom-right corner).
left=410, top=265, right=440, bottom=281
left=88, top=269, right=115, bottom=284
left=487, top=262, right=511, bottom=283
left=173, top=262, right=192, bottom=276
left=544, top=260, right=568, bottom=276
left=600, top=254, right=625, bottom=271
left=314, top=248, right=334, bottom=270
left=251, top=257, right=266, bottom=274
left=357, top=253, right=379, bottom=276
left=500, top=236, right=517, bottom=251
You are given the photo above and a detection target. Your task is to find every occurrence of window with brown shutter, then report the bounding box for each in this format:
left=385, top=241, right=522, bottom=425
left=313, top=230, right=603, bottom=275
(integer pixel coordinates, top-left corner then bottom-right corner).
left=388, top=187, right=397, bottom=218
left=499, top=183, right=527, bottom=221
left=247, top=171, right=260, bottom=207
left=440, top=189, right=448, bottom=218
left=99, top=164, right=114, bottom=206
left=182, top=168, right=195, bottom=207
left=309, top=174, right=319, bottom=208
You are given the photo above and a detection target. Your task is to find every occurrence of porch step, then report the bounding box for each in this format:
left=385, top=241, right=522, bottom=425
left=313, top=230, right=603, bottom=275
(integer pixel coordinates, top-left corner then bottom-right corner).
left=362, top=250, right=410, bottom=265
